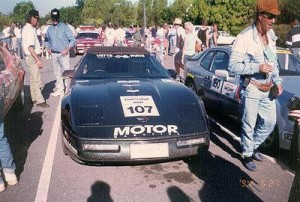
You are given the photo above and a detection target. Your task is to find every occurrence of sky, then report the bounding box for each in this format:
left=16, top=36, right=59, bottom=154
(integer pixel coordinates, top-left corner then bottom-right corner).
left=0, top=0, right=140, bottom=17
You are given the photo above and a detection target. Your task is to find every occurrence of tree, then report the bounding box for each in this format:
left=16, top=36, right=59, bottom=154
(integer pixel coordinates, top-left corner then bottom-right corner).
left=11, top=1, right=35, bottom=24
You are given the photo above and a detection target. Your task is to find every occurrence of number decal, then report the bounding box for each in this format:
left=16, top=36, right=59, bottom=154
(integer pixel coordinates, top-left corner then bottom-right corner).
left=120, top=96, right=160, bottom=117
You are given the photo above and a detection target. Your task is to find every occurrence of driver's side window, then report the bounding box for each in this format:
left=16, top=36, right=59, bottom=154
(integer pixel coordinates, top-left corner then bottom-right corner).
left=200, top=51, right=214, bottom=71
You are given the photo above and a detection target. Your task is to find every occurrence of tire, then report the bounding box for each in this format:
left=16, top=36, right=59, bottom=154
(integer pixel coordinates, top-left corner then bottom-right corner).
left=12, top=86, right=24, bottom=111
left=259, top=126, right=279, bottom=156
left=61, top=127, right=69, bottom=156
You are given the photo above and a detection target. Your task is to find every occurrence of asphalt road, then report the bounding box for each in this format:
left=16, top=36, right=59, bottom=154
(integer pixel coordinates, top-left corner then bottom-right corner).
left=0, top=53, right=295, bottom=202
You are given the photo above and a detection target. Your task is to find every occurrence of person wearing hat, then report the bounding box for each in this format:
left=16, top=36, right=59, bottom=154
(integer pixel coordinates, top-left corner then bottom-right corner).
left=228, top=0, right=283, bottom=171
left=285, top=18, right=300, bottom=58
left=45, top=8, right=76, bottom=97
left=22, top=9, right=50, bottom=108
left=173, top=18, right=186, bottom=78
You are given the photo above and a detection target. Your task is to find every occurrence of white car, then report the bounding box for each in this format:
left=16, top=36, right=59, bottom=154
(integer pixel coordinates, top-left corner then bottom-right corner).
left=217, top=31, right=235, bottom=45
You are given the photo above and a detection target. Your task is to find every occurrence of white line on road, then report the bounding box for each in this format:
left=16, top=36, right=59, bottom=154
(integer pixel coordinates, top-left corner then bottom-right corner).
left=35, top=100, right=61, bottom=202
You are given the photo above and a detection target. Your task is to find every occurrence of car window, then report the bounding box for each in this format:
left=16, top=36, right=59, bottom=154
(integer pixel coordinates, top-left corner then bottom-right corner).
left=200, top=51, right=214, bottom=71
left=77, top=32, right=99, bottom=39
left=277, top=52, right=300, bottom=73
left=211, top=51, right=229, bottom=73
left=76, top=53, right=170, bottom=79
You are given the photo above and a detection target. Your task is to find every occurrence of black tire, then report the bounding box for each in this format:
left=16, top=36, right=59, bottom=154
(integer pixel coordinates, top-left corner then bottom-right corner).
left=12, top=86, right=24, bottom=111
left=186, top=79, right=196, bottom=92
left=61, top=127, right=68, bottom=156
left=259, top=126, right=279, bottom=156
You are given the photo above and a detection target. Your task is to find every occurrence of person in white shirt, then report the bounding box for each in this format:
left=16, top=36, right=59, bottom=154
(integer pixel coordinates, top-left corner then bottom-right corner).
left=22, top=9, right=49, bottom=108
left=114, top=25, right=126, bottom=46
left=2, top=24, right=11, bottom=50
left=104, top=23, right=116, bottom=46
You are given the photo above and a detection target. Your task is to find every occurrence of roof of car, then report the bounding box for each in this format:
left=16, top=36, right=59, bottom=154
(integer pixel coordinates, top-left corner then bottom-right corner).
left=86, top=46, right=150, bottom=55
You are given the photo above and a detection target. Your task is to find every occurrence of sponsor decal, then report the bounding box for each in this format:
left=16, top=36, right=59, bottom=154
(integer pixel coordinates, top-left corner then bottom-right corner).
left=114, top=125, right=179, bottom=138
left=118, top=80, right=140, bottom=84
left=120, top=95, right=160, bottom=117
left=96, top=54, right=113, bottom=58
left=126, top=89, right=140, bottom=93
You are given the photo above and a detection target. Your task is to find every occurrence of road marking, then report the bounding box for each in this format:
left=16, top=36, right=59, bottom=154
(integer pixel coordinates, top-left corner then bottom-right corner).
left=35, top=99, right=61, bottom=202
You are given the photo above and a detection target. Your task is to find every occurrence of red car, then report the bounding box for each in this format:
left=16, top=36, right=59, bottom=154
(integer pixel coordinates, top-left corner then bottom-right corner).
left=0, top=46, right=25, bottom=118
left=75, top=31, right=102, bottom=54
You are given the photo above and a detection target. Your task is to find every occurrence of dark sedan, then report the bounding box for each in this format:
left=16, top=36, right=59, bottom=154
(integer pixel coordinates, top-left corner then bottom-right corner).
left=0, top=46, right=25, bottom=118
left=184, top=46, right=300, bottom=155
left=61, top=46, right=210, bottom=164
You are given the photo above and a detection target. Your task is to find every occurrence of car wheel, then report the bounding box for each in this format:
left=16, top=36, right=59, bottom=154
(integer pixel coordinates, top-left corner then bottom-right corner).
left=186, top=79, right=196, bottom=92
left=61, top=128, right=68, bottom=156
left=259, top=126, right=279, bottom=156
left=12, top=86, right=24, bottom=111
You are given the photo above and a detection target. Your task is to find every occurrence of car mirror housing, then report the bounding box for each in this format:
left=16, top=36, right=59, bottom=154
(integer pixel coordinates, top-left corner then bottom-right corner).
left=215, top=69, right=230, bottom=81
left=62, top=70, right=75, bottom=78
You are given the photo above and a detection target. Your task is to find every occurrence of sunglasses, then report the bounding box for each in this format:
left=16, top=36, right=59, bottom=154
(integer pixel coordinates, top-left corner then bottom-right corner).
left=261, top=13, right=276, bottom=20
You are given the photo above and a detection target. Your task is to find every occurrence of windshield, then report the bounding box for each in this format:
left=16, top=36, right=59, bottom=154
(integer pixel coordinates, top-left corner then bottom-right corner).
left=75, top=53, right=170, bottom=79
left=77, top=32, right=99, bottom=39
left=277, top=52, right=300, bottom=75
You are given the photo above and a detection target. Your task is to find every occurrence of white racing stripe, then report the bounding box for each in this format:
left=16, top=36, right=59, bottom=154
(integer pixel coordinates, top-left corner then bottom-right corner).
left=35, top=99, right=61, bottom=202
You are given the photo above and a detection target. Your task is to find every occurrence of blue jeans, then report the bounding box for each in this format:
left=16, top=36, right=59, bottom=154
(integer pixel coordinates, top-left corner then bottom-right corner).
left=52, top=53, right=70, bottom=93
left=0, top=120, right=16, bottom=184
left=240, top=82, right=276, bottom=158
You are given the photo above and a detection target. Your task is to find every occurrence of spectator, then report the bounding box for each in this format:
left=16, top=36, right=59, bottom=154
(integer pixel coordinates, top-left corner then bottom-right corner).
left=173, top=18, right=186, bottom=77
left=2, top=24, right=11, bottom=50
left=104, top=23, right=116, bottom=46
left=22, top=9, right=50, bottom=108
left=14, top=23, right=23, bottom=59
left=45, top=8, right=76, bottom=97
left=133, top=26, right=142, bottom=47
left=287, top=109, right=300, bottom=202
left=168, top=25, right=176, bottom=55
left=228, top=0, right=282, bottom=171
left=0, top=118, right=18, bottom=192
left=10, top=22, right=17, bottom=52
left=197, top=20, right=209, bottom=51
left=285, top=18, right=300, bottom=57
left=114, top=25, right=126, bottom=46
left=41, top=19, right=52, bottom=60
left=181, top=22, right=202, bottom=65
left=209, top=23, right=218, bottom=48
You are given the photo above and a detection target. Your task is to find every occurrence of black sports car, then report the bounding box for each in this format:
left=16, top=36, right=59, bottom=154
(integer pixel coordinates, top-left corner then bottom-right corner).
left=61, top=46, right=210, bottom=164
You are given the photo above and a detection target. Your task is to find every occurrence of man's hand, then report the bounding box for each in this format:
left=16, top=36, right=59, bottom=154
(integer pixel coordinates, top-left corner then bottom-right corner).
left=259, top=63, right=273, bottom=74
left=37, top=60, right=43, bottom=69
left=289, top=110, right=300, bottom=125
left=61, top=49, right=69, bottom=56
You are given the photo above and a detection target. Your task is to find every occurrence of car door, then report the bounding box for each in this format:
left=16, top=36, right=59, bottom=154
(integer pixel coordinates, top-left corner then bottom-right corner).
left=187, top=50, right=215, bottom=94
left=202, top=50, right=240, bottom=118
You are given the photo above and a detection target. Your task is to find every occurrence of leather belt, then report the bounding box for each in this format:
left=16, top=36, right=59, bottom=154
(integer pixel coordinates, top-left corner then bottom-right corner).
left=250, top=80, right=273, bottom=92
left=52, top=50, right=61, bottom=53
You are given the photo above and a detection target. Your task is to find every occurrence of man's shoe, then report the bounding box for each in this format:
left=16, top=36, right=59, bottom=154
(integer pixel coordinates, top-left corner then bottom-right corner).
left=50, top=91, right=62, bottom=97
left=37, top=102, right=50, bottom=108
left=3, top=173, right=18, bottom=186
left=253, top=152, right=264, bottom=161
left=0, top=182, right=5, bottom=192
left=244, top=160, right=257, bottom=171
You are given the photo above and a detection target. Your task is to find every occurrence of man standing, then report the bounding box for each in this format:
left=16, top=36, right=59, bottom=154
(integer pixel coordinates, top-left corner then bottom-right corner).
left=22, top=9, right=49, bottom=108
left=228, top=0, right=283, bottom=171
left=286, top=18, right=300, bottom=58
left=173, top=18, right=186, bottom=78
left=45, top=8, right=76, bottom=97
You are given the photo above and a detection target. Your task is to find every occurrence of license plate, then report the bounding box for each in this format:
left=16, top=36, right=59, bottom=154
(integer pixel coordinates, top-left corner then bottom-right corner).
left=130, top=143, right=169, bottom=159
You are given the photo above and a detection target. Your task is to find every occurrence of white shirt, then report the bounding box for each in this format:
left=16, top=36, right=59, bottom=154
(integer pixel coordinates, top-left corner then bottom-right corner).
left=105, top=28, right=116, bottom=41
left=22, top=23, right=41, bottom=55
left=14, top=27, right=21, bottom=39
left=115, top=28, right=126, bottom=42
left=2, top=27, right=11, bottom=38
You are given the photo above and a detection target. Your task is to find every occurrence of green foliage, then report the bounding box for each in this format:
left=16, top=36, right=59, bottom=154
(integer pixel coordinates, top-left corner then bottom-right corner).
left=11, top=1, right=35, bottom=24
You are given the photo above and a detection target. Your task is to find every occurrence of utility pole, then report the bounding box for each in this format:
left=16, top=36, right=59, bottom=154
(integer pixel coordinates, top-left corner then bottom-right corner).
left=143, top=0, right=146, bottom=48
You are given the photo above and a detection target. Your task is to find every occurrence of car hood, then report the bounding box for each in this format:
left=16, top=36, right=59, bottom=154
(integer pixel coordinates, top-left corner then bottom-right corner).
left=66, top=78, right=209, bottom=139
left=77, top=38, right=101, bottom=43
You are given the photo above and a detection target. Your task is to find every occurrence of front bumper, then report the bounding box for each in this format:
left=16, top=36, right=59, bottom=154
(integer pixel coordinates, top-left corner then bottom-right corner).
left=62, top=126, right=210, bottom=164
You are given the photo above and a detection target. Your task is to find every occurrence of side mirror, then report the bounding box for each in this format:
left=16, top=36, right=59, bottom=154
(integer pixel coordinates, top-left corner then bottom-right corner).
left=62, top=70, right=75, bottom=78
left=215, top=69, right=230, bottom=81
left=167, top=69, right=177, bottom=79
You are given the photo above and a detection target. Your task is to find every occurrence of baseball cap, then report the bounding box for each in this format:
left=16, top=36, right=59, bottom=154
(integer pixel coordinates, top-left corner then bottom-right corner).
left=256, top=0, right=280, bottom=16
left=51, top=8, right=60, bottom=19
left=28, top=9, right=40, bottom=19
